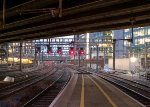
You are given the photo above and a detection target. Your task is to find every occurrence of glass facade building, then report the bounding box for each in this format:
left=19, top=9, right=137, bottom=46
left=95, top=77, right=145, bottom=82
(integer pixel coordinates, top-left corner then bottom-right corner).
left=1, top=26, right=150, bottom=67
left=124, top=26, right=150, bottom=68
left=124, top=26, right=150, bottom=54
left=0, top=36, right=74, bottom=64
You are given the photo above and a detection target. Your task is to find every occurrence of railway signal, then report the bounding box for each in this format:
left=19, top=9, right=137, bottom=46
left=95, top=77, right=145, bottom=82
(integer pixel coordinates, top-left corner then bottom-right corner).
left=79, top=48, right=84, bottom=55
left=36, top=47, right=41, bottom=53
left=57, top=47, right=62, bottom=54
left=69, top=47, right=75, bottom=55
left=47, top=45, right=52, bottom=54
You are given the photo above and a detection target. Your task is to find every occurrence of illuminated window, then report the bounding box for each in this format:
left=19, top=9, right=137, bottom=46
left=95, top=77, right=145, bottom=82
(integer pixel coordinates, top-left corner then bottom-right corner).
left=135, top=39, right=138, bottom=45
left=59, top=39, right=62, bottom=42
left=138, top=29, right=144, bottom=36
left=124, top=29, right=130, bottom=32
left=44, top=39, right=47, bottom=42
left=40, top=39, right=43, bottom=42
left=144, top=28, right=148, bottom=35
left=145, top=38, right=150, bottom=42
left=148, top=28, right=150, bottom=35
left=133, top=31, right=138, bottom=37
left=36, top=40, right=39, bottom=42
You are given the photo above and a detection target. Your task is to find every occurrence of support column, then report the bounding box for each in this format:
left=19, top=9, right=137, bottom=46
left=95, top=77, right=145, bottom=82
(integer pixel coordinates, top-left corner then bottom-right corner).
left=145, top=43, right=148, bottom=80
left=86, top=33, right=89, bottom=59
left=113, top=39, right=116, bottom=70
left=6, top=43, right=9, bottom=68
left=20, top=42, right=22, bottom=71
left=145, top=43, right=147, bottom=69
left=34, top=45, right=37, bottom=66
left=74, top=35, right=76, bottom=65
left=42, top=51, right=44, bottom=62
left=96, top=44, right=99, bottom=72
left=78, top=52, right=80, bottom=67
left=0, top=45, right=1, bottom=64
left=77, top=35, right=80, bottom=67
left=104, top=48, right=106, bottom=67
left=90, top=47, right=92, bottom=68
left=12, top=45, right=14, bottom=66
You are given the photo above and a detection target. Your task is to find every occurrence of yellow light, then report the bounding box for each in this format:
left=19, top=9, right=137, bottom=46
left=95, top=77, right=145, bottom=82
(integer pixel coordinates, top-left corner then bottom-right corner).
left=8, top=57, right=33, bottom=64
left=99, top=43, right=111, bottom=47
left=130, top=57, right=137, bottom=62
left=8, top=49, right=12, bottom=53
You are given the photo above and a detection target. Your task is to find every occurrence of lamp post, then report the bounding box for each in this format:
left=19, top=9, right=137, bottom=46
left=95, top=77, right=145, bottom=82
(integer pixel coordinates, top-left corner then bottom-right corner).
left=12, top=46, right=14, bottom=66
left=145, top=43, right=148, bottom=80
left=74, top=34, right=76, bottom=65
left=104, top=48, right=106, bottom=68
left=77, top=35, right=81, bottom=67
left=89, top=47, right=92, bottom=68
left=42, top=51, right=44, bottom=63
left=96, top=44, right=99, bottom=72
left=113, top=39, right=116, bottom=70
left=20, top=42, right=22, bottom=71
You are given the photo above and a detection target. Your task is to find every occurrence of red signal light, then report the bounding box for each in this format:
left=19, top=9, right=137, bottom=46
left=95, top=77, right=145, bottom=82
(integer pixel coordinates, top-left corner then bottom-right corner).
left=71, top=51, right=74, bottom=54
left=57, top=47, right=62, bottom=54
left=80, top=51, right=84, bottom=54
left=47, top=50, right=51, bottom=54
left=79, top=48, right=84, bottom=55
left=47, top=45, right=52, bottom=54
left=57, top=50, right=62, bottom=54
left=69, top=47, right=75, bottom=55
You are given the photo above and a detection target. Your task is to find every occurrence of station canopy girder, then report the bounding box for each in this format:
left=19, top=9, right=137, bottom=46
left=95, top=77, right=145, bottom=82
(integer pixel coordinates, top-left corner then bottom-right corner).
left=0, top=0, right=150, bottom=43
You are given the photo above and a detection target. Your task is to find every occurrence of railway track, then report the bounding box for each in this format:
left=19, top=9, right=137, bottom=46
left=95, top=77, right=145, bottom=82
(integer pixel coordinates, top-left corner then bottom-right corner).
left=0, top=67, right=56, bottom=99
left=0, top=66, right=53, bottom=88
left=22, top=70, right=71, bottom=107
left=92, top=72, right=150, bottom=107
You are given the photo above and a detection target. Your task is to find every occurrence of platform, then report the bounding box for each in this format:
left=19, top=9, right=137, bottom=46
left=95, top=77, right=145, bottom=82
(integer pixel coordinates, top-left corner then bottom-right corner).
left=50, top=70, right=144, bottom=107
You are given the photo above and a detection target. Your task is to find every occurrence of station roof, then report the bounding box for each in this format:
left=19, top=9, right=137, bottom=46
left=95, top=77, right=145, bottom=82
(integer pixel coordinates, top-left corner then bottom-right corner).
left=0, top=0, right=150, bottom=43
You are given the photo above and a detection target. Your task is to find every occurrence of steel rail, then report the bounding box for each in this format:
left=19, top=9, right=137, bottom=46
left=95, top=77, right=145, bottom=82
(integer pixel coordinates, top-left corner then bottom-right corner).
left=0, top=68, right=56, bottom=99
left=0, top=67, right=52, bottom=92
left=22, top=71, right=71, bottom=107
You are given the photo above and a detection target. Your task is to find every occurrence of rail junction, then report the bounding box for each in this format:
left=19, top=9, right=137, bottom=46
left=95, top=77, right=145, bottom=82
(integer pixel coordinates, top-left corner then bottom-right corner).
left=0, top=0, right=150, bottom=107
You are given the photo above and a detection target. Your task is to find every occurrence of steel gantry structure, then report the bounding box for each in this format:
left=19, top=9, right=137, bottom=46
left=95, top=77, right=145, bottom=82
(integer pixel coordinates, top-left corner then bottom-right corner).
left=0, top=0, right=150, bottom=43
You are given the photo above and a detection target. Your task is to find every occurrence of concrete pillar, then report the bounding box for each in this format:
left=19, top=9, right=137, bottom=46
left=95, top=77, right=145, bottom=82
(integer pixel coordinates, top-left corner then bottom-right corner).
left=113, top=39, right=116, bottom=70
